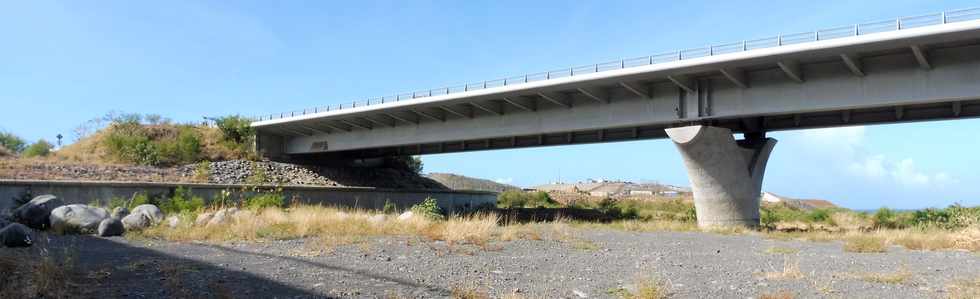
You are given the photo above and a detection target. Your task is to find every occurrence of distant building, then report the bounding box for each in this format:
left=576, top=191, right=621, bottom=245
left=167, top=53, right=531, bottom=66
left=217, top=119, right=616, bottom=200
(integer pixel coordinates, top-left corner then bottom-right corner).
left=629, top=190, right=654, bottom=196
left=761, top=192, right=787, bottom=203
left=658, top=190, right=680, bottom=197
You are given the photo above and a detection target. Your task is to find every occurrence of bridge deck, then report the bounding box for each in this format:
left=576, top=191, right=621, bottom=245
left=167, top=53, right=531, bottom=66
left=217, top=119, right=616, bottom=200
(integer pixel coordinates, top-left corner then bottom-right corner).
left=252, top=9, right=980, bottom=160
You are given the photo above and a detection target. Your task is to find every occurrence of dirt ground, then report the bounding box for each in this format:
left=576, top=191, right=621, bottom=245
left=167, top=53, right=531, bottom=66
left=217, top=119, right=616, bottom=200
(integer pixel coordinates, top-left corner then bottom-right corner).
left=4, top=228, right=979, bottom=299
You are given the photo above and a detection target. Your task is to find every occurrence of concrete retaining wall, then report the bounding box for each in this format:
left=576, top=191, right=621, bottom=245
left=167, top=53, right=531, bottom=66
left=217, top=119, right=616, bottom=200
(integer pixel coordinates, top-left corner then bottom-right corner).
left=0, top=180, right=497, bottom=213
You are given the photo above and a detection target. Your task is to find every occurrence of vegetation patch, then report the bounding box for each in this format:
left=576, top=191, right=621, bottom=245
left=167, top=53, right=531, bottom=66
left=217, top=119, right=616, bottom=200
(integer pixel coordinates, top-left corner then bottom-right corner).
left=843, top=235, right=888, bottom=253
left=947, top=277, right=980, bottom=299
left=851, top=268, right=912, bottom=284
left=608, top=276, right=669, bottom=299
left=765, top=246, right=801, bottom=255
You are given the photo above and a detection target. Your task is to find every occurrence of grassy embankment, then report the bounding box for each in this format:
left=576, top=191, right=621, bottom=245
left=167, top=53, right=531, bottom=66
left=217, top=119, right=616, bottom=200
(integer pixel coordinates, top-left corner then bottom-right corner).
left=116, top=188, right=980, bottom=254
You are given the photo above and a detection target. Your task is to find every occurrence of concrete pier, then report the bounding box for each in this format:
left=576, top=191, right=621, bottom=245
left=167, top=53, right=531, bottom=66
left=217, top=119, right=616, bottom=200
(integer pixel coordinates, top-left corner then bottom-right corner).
left=666, top=125, right=777, bottom=228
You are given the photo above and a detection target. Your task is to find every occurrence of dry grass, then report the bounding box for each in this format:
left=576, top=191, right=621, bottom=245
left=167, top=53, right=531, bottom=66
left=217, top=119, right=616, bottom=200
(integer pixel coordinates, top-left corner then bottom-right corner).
left=450, top=283, right=490, bottom=299
left=762, top=257, right=804, bottom=280
left=759, top=290, right=794, bottom=299
left=134, top=204, right=979, bottom=255
left=610, top=276, right=669, bottom=299
left=947, top=277, right=980, bottom=299
left=136, top=205, right=561, bottom=250
left=843, top=235, right=888, bottom=253
left=763, top=227, right=980, bottom=253
left=765, top=246, right=800, bottom=255
left=851, top=268, right=913, bottom=285
left=0, top=239, right=78, bottom=298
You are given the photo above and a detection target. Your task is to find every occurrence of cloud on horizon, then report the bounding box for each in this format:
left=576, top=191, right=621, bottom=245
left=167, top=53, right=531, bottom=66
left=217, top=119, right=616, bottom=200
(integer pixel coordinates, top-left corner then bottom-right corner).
left=799, top=126, right=956, bottom=189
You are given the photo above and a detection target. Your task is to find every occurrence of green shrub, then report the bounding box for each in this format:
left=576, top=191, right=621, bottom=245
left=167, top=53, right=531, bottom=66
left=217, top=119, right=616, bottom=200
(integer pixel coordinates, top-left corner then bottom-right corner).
left=497, top=191, right=559, bottom=208
left=158, top=187, right=205, bottom=214
left=245, top=192, right=285, bottom=210
left=246, top=162, right=271, bottom=185
left=103, top=123, right=159, bottom=165
left=22, top=139, right=54, bottom=157
left=873, top=207, right=903, bottom=229
left=216, top=115, right=255, bottom=144
left=383, top=199, right=398, bottom=214
left=411, top=197, right=444, bottom=220
left=193, top=160, right=211, bottom=183
left=129, top=192, right=153, bottom=208
left=156, top=126, right=202, bottom=165
left=0, top=131, right=26, bottom=153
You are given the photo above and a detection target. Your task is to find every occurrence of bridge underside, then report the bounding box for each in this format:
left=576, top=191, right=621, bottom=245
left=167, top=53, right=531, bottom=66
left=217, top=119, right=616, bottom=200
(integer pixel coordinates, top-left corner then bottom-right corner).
left=272, top=97, right=980, bottom=162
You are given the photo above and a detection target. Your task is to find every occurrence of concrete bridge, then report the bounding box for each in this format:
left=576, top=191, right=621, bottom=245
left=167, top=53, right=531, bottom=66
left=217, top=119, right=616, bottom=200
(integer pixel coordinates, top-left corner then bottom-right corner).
left=252, top=9, right=980, bottom=227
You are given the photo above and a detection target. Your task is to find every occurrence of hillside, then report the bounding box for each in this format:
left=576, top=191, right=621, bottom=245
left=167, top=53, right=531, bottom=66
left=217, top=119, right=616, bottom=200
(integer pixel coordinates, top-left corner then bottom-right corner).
left=425, top=173, right=520, bottom=193
left=0, top=114, right=446, bottom=189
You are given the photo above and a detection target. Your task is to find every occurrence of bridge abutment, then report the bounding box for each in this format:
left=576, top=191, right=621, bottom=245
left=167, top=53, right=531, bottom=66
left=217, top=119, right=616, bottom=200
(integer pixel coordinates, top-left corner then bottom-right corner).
left=665, top=125, right=777, bottom=228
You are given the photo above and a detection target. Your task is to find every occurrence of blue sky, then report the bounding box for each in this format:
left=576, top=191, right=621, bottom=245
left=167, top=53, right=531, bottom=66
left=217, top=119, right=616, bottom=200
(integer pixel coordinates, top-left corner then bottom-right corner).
left=2, top=1, right=978, bottom=209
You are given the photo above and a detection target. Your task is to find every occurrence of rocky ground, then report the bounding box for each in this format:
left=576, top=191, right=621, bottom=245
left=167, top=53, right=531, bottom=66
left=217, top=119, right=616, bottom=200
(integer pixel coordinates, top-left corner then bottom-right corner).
left=0, top=158, right=446, bottom=189
left=5, top=229, right=978, bottom=298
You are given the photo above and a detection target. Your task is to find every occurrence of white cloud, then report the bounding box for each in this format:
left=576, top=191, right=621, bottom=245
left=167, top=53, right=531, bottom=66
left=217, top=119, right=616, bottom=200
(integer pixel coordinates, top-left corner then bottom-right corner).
left=799, top=126, right=955, bottom=188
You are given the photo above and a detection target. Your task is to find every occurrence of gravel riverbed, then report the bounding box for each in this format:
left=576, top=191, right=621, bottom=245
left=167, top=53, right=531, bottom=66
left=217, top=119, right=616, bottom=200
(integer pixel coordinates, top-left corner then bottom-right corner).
left=15, top=229, right=980, bottom=298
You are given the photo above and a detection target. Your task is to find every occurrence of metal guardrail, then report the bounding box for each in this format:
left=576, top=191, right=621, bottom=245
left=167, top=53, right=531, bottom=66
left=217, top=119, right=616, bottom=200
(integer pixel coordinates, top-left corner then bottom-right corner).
left=252, top=7, right=980, bottom=122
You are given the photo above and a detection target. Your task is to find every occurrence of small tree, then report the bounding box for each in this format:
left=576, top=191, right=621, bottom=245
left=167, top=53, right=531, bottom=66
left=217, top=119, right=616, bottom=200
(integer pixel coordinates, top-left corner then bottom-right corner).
left=22, top=139, right=54, bottom=157
left=0, top=131, right=26, bottom=153
left=215, top=115, right=255, bottom=145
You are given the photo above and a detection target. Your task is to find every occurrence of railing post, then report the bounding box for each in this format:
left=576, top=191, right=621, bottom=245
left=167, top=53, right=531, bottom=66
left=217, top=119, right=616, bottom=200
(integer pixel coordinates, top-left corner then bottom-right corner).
left=742, top=40, right=746, bottom=51
left=708, top=46, right=713, bottom=55
left=777, top=34, right=782, bottom=46
left=483, top=81, right=487, bottom=88
left=621, top=60, right=625, bottom=68
left=595, top=64, right=599, bottom=72
left=896, top=18, right=902, bottom=30
left=854, top=24, right=859, bottom=35
left=941, top=12, right=946, bottom=24
left=525, top=74, right=528, bottom=82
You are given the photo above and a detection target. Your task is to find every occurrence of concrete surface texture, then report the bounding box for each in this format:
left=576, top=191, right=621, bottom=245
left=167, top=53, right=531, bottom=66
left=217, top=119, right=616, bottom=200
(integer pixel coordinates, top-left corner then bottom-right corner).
left=666, top=125, right=776, bottom=228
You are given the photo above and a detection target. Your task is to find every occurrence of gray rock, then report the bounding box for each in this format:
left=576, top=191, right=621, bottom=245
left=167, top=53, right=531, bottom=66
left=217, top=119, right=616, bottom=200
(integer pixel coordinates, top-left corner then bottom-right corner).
left=131, top=204, right=165, bottom=224
left=195, top=212, right=214, bottom=227
left=207, top=208, right=239, bottom=227
left=121, top=212, right=152, bottom=231
left=397, top=211, right=414, bottom=221
left=13, top=194, right=64, bottom=229
left=111, top=207, right=129, bottom=219
left=97, top=218, right=124, bottom=237
left=166, top=215, right=181, bottom=228
left=50, top=204, right=110, bottom=234
left=0, top=223, right=33, bottom=247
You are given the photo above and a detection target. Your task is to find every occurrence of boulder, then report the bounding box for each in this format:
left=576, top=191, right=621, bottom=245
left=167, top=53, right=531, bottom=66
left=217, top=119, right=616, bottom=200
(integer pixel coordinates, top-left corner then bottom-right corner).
left=194, top=212, right=214, bottom=227
left=206, top=208, right=239, bottom=227
left=111, top=207, right=129, bottom=219
left=0, top=223, right=33, bottom=247
left=130, top=205, right=164, bottom=224
left=166, top=216, right=181, bottom=228
left=97, top=218, right=124, bottom=237
left=368, top=214, right=387, bottom=223
left=50, top=204, right=110, bottom=234
left=397, top=211, right=414, bottom=221
left=121, top=212, right=151, bottom=231
left=13, top=195, right=64, bottom=229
